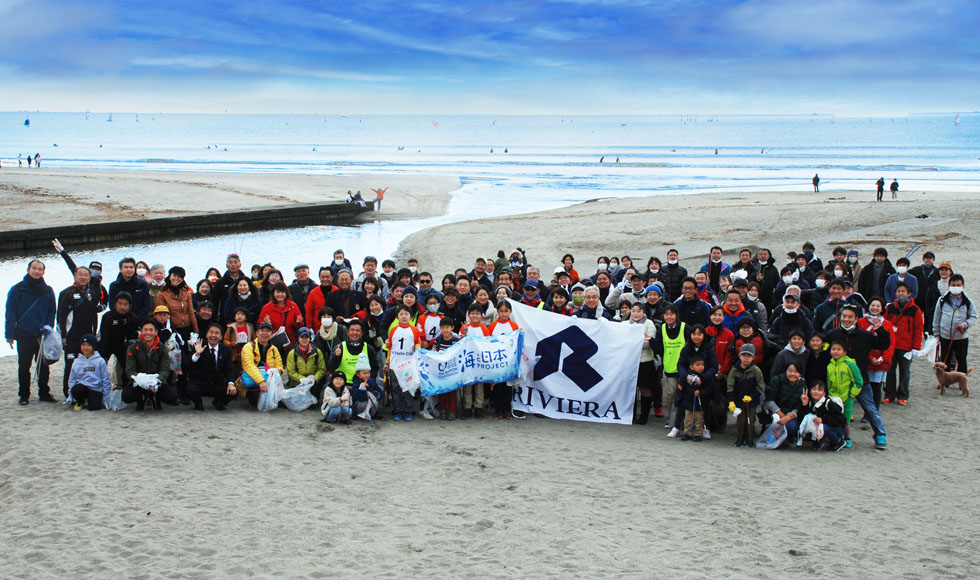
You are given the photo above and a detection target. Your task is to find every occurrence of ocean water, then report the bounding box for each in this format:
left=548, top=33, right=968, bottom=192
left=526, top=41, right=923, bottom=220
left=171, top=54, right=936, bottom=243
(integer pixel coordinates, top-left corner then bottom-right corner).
left=1, top=112, right=977, bottom=352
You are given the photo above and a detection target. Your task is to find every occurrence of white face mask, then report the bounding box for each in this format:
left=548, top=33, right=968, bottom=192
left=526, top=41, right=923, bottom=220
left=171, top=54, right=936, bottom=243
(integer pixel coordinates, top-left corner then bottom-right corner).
left=834, top=269, right=843, bottom=278
left=334, top=259, right=344, bottom=266
left=426, top=303, right=439, bottom=313
left=784, top=307, right=798, bottom=314
left=136, top=268, right=148, bottom=277
left=949, top=286, right=964, bottom=295
left=747, top=294, right=758, bottom=302
left=668, top=259, right=678, bottom=265
left=409, top=266, right=417, bottom=273
left=815, top=279, right=827, bottom=289
left=786, top=259, right=793, bottom=265
left=897, top=266, right=908, bottom=275
left=841, top=323, right=855, bottom=331
left=596, top=263, right=607, bottom=271
left=711, top=258, right=722, bottom=264
left=321, top=317, right=333, bottom=327
left=848, top=256, right=857, bottom=263
left=782, top=276, right=793, bottom=285
left=649, top=268, right=659, bottom=275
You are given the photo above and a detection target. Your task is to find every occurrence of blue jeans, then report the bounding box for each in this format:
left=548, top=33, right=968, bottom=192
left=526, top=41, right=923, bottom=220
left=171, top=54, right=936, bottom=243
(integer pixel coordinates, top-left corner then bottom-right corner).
left=854, top=384, right=886, bottom=437
left=325, top=406, right=351, bottom=422
left=784, top=417, right=800, bottom=441
left=822, top=424, right=845, bottom=445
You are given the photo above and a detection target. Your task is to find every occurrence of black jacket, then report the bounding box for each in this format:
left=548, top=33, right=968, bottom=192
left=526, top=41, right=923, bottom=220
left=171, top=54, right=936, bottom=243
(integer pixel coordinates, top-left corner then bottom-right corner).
left=98, top=309, right=140, bottom=361
left=857, top=259, right=896, bottom=302
left=57, top=284, right=100, bottom=347
left=187, top=342, right=235, bottom=386
left=662, top=263, right=688, bottom=302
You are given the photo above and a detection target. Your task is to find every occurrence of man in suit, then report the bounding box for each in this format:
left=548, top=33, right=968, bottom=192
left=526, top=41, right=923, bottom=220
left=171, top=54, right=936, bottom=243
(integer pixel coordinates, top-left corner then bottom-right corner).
left=186, top=323, right=238, bottom=411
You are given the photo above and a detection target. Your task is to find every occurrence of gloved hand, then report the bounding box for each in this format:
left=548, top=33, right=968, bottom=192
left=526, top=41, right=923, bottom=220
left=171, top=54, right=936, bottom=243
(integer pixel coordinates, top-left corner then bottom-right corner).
left=732, top=408, right=742, bottom=418
left=904, top=351, right=914, bottom=360
left=742, top=395, right=753, bottom=403
left=728, top=401, right=736, bottom=413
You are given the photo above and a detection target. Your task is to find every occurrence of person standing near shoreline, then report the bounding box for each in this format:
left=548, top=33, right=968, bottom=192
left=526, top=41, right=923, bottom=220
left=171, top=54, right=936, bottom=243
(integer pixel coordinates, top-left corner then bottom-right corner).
left=372, top=187, right=387, bottom=210
left=890, top=179, right=899, bottom=199
left=876, top=177, right=885, bottom=201
left=6, top=260, right=57, bottom=405
left=812, top=174, right=820, bottom=192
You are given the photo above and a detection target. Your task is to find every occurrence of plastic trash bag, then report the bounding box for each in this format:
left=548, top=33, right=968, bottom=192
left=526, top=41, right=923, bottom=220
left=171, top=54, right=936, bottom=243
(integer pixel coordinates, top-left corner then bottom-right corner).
left=282, top=384, right=317, bottom=412
left=257, top=368, right=285, bottom=412
left=165, top=338, right=183, bottom=377
left=392, top=357, right=420, bottom=395
left=756, top=420, right=788, bottom=450
left=106, top=389, right=127, bottom=411
left=40, top=325, right=63, bottom=364
left=133, top=373, right=160, bottom=392
left=922, top=335, right=940, bottom=362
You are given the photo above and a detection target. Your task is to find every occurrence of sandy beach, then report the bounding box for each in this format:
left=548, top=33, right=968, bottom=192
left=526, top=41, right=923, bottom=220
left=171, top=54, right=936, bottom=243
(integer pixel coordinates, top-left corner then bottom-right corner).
left=0, top=168, right=460, bottom=227
left=1, top=186, right=978, bottom=579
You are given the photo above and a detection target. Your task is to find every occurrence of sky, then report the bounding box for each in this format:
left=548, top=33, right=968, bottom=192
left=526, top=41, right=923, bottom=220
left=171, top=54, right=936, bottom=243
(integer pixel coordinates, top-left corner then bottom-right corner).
left=0, top=0, right=977, bottom=115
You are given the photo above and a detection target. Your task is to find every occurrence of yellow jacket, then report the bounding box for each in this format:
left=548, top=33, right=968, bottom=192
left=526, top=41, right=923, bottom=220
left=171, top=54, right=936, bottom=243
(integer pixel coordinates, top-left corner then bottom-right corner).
left=240, top=338, right=284, bottom=385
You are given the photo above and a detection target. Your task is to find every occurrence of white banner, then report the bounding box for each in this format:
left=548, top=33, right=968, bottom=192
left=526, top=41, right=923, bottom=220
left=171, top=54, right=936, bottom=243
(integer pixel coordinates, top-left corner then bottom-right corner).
left=416, top=331, right=523, bottom=397
left=508, top=301, right=643, bottom=424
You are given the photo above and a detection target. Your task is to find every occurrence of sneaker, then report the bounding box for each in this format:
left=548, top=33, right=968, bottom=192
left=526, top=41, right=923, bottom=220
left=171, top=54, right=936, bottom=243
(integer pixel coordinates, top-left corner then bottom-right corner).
left=439, top=411, right=447, bottom=420
left=511, top=410, right=526, bottom=419
left=393, top=413, right=403, bottom=421
left=18, top=397, right=29, bottom=406
left=179, top=397, right=192, bottom=406
left=681, top=434, right=693, bottom=441
left=654, top=407, right=664, bottom=418
left=897, top=399, right=908, bottom=406
left=874, top=435, right=887, bottom=450
left=73, top=403, right=83, bottom=411
left=667, top=427, right=680, bottom=438
left=497, top=415, right=504, bottom=420
left=881, top=398, right=891, bottom=405
left=693, top=435, right=703, bottom=442
left=845, top=439, right=852, bottom=448
left=38, top=393, right=57, bottom=403
left=404, top=413, right=414, bottom=422
left=744, top=439, right=756, bottom=448
left=447, top=412, right=457, bottom=421
left=474, top=409, right=484, bottom=420
left=421, top=410, right=434, bottom=420
left=703, top=429, right=711, bottom=440
left=734, top=438, right=744, bottom=447
left=833, top=439, right=848, bottom=452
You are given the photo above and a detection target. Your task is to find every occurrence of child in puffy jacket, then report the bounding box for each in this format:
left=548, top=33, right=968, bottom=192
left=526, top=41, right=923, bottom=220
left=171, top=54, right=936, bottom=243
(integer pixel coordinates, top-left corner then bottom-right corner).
left=826, top=341, right=864, bottom=448
left=727, top=343, right=766, bottom=447
left=321, top=371, right=352, bottom=423
left=678, top=355, right=714, bottom=441
left=799, top=381, right=847, bottom=451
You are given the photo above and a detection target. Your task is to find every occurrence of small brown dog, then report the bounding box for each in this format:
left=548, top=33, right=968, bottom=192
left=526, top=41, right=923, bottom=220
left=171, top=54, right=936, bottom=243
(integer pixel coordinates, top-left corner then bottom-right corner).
left=933, top=362, right=972, bottom=397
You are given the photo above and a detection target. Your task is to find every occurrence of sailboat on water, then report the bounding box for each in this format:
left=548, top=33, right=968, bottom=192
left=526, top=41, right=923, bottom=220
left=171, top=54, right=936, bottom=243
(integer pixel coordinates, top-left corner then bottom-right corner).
left=23, top=117, right=29, bottom=126
left=107, top=113, right=113, bottom=122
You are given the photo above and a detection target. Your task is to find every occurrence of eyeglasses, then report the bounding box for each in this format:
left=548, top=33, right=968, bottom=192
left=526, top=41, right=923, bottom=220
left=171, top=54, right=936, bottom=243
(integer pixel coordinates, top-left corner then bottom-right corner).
left=419, top=279, right=432, bottom=284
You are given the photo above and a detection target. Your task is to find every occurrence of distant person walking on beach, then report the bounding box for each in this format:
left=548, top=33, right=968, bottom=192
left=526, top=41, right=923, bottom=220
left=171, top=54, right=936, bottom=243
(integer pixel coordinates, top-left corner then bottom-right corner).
left=876, top=177, right=885, bottom=201
left=372, top=187, right=387, bottom=211
left=34, top=153, right=41, bottom=168
left=18, top=154, right=22, bottom=167
left=812, top=174, right=820, bottom=192
left=890, top=179, right=899, bottom=200
left=26, top=154, right=32, bottom=168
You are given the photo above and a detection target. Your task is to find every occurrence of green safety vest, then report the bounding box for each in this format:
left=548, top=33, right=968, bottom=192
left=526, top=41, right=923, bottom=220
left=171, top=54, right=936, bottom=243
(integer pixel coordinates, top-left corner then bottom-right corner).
left=337, top=342, right=361, bottom=384
left=662, top=322, right=686, bottom=375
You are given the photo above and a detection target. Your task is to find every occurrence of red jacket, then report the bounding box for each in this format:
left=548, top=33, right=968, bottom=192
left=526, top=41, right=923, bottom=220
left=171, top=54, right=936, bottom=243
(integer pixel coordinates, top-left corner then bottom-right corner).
left=706, top=324, right=735, bottom=378
left=734, top=334, right=765, bottom=367
left=259, top=300, right=304, bottom=344
left=884, top=299, right=924, bottom=352
left=305, top=285, right=337, bottom=331
left=857, top=316, right=895, bottom=372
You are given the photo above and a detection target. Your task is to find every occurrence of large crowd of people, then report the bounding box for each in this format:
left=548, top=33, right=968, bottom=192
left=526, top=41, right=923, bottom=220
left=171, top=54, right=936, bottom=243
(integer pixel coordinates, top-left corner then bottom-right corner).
left=6, top=240, right=975, bottom=451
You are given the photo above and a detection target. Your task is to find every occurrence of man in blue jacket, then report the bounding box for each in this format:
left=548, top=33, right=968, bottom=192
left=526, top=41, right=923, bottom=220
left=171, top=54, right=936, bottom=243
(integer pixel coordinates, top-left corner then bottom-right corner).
left=5, top=260, right=57, bottom=405
left=108, top=257, right=151, bottom=319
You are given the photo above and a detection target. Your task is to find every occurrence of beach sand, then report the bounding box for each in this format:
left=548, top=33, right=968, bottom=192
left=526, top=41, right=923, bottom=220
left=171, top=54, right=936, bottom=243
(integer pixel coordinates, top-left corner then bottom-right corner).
left=0, top=168, right=460, bottom=227
left=1, top=188, right=978, bottom=579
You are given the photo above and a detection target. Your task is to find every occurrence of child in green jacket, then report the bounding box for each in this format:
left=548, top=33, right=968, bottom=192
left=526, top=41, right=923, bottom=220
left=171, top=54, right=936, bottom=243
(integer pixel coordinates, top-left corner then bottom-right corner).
left=826, top=341, right=864, bottom=448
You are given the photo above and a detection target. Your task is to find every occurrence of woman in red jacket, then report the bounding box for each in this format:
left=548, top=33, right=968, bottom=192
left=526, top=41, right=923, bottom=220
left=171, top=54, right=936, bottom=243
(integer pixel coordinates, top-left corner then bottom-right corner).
left=259, top=281, right=304, bottom=346
left=706, top=306, right=735, bottom=381
left=883, top=283, right=924, bottom=405
left=857, top=297, right=896, bottom=408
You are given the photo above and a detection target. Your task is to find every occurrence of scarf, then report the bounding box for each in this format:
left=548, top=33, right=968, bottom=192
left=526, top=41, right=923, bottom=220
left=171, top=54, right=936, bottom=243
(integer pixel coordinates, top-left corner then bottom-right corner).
left=25, top=274, right=47, bottom=295
left=319, top=323, right=339, bottom=342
